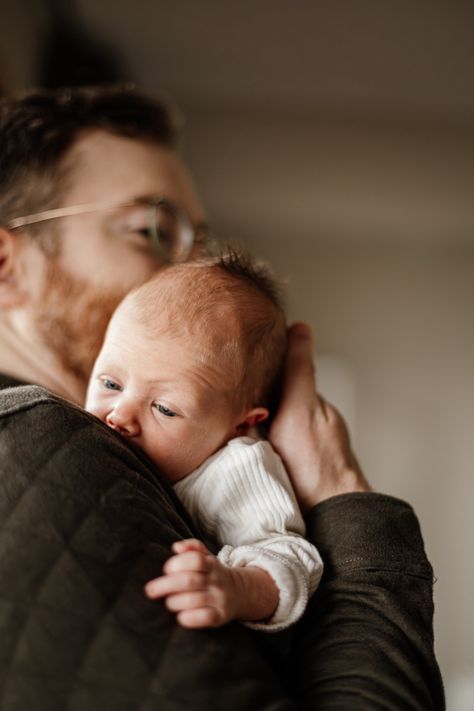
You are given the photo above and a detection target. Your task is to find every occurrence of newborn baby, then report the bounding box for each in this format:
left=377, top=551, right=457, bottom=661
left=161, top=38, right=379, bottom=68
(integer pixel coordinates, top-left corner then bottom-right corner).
left=86, top=251, right=323, bottom=631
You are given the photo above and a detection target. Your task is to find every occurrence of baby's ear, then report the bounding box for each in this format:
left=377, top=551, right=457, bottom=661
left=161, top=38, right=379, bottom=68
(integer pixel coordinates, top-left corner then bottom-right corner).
left=237, top=407, right=269, bottom=434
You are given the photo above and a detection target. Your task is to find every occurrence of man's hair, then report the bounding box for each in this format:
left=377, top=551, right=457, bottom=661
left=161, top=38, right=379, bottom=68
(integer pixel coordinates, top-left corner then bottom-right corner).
left=123, top=248, right=287, bottom=414
left=0, top=85, right=178, bottom=236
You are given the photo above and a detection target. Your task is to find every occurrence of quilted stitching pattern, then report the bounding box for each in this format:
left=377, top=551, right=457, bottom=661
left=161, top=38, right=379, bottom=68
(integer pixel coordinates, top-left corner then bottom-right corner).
left=0, top=386, right=293, bottom=710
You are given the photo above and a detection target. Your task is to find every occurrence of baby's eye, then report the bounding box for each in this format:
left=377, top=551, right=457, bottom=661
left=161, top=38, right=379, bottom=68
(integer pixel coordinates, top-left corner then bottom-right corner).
left=102, top=378, right=121, bottom=391
left=156, top=403, right=177, bottom=417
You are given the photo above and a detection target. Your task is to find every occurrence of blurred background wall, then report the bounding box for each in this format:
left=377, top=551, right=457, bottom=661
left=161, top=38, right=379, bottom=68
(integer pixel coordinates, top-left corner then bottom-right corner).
left=1, top=1, right=473, bottom=707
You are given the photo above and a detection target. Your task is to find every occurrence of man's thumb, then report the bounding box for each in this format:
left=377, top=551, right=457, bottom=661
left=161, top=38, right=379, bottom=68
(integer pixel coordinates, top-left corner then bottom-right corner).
left=280, top=322, right=317, bottom=407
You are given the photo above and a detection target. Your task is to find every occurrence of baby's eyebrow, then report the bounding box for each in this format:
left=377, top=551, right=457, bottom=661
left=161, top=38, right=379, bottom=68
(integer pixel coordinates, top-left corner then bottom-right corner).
left=144, top=377, right=176, bottom=387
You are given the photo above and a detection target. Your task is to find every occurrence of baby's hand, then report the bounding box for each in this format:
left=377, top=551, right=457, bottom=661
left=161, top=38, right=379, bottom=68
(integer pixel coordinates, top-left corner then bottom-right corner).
left=144, top=539, right=239, bottom=628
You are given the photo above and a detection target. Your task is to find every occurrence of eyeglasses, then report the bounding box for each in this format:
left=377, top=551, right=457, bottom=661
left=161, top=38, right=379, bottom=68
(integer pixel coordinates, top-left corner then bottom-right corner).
left=8, top=197, right=209, bottom=263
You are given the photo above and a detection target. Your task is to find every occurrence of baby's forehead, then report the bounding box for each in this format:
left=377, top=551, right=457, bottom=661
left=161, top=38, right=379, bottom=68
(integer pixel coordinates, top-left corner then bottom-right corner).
left=121, top=274, right=245, bottom=342
left=109, top=291, right=242, bottom=366
left=103, top=309, right=243, bottom=409
left=104, top=261, right=285, bottom=412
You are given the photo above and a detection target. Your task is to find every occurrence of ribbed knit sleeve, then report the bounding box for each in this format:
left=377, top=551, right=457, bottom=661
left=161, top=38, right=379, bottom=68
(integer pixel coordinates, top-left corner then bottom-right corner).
left=174, top=437, right=323, bottom=631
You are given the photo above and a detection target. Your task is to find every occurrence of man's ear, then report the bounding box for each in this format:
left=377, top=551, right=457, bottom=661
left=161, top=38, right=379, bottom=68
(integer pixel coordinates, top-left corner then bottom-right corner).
left=0, top=227, right=23, bottom=308
left=236, top=406, right=269, bottom=435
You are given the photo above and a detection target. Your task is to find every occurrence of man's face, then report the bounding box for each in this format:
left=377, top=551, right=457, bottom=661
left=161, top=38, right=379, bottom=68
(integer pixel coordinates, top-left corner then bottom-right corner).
left=31, top=130, right=206, bottom=389
left=85, top=305, right=242, bottom=481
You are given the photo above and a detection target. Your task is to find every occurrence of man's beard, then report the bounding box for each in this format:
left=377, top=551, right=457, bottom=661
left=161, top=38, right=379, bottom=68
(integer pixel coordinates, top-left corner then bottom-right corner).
left=34, top=259, right=126, bottom=388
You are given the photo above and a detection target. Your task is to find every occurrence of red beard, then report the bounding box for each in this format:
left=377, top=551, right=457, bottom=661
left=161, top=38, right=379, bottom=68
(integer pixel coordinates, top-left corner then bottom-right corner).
left=35, top=259, right=126, bottom=387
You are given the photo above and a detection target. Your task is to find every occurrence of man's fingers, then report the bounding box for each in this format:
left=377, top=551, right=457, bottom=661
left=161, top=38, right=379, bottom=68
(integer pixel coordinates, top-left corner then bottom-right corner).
left=144, top=571, right=207, bottom=599
left=317, top=395, right=332, bottom=422
left=280, top=322, right=317, bottom=410
left=318, top=397, right=349, bottom=432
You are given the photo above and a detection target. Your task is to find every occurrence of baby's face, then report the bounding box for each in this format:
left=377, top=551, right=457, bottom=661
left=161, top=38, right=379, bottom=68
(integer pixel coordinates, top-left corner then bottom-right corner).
left=85, top=307, right=246, bottom=482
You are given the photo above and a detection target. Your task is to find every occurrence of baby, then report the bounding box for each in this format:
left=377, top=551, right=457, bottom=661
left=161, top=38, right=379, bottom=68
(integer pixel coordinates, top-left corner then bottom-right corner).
left=86, top=251, right=323, bottom=631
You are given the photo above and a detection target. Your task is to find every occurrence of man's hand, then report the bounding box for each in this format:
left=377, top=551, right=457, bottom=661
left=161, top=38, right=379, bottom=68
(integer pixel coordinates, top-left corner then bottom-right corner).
left=269, top=322, right=371, bottom=512
left=144, top=539, right=239, bottom=628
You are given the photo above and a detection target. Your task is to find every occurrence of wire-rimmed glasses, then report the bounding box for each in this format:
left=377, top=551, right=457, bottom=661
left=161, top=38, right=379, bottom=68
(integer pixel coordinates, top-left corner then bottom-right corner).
left=8, top=196, right=209, bottom=263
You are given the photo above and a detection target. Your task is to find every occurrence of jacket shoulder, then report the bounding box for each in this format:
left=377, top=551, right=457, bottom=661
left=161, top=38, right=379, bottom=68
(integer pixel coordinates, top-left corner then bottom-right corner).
left=0, top=384, right=71, bottom=417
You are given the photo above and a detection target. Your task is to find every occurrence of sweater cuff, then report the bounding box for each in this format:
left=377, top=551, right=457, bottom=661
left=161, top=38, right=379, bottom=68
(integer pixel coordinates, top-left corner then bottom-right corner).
left=218, top=545, right=312, bottom=632
left=305, top=492, right=433, bottom=579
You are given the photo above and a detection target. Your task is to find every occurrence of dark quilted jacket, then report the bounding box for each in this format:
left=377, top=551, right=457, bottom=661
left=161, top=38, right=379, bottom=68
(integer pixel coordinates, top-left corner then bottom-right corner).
left=0, top=379, right=445, bottom=710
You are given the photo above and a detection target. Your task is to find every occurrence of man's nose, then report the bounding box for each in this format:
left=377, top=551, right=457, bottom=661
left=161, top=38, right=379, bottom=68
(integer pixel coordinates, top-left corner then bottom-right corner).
left=105, top=404, right=140, bottom=437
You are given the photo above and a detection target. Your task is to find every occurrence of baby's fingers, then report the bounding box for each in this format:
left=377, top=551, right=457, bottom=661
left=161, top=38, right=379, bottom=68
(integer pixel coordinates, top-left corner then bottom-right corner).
left=177, top=607, right=223, bottom=629
left=163, top=549, right=210, bottom=575
left=165, top=590, right=212, bottom=613
left=144, top=571, right=206, bottom=599
left=172, top=539, right=209, bottom=555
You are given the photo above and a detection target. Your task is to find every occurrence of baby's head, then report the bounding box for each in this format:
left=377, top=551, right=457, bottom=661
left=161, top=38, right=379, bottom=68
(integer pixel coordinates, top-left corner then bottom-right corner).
left=86, top=250, right=287, bottom=481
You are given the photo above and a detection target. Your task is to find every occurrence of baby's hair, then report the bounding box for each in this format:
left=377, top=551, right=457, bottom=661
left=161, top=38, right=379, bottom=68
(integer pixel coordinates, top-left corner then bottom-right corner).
left=122, top=247, right=287, bottom=414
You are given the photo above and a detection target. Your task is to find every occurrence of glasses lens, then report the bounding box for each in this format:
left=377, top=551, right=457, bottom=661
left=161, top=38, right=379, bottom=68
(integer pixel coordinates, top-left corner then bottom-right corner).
left=152, top=202, right=194, bottom=262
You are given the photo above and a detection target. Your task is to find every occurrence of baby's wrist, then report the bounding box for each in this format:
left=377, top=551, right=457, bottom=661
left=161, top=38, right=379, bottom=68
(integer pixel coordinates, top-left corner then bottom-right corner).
left=227, top=565, right=279, bottom=623
left=223, top=565, right=247, bottom=620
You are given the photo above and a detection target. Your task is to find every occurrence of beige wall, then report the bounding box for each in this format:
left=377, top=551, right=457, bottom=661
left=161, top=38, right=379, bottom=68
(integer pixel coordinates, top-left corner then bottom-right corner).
left=1, top=0, right=473, bottom=698
left=184, top=109, right=474, bottom=705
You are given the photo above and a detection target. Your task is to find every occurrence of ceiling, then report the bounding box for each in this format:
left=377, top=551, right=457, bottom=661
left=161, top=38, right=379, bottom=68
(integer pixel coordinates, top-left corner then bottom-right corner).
left=2, top=0, right=474, bottom=120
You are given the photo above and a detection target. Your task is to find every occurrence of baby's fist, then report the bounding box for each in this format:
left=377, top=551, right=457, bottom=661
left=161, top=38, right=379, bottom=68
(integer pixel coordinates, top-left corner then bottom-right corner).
left=144, top=539, right=239, bottom=628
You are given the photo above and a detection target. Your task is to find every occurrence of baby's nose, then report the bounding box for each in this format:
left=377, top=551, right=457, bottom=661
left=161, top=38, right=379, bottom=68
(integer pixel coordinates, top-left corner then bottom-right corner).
left=105, top=409, right=140, bottom=438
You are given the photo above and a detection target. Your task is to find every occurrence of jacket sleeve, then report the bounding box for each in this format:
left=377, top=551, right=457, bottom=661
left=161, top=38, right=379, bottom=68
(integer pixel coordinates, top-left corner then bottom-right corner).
left=290, top=492, right=445, bottom=710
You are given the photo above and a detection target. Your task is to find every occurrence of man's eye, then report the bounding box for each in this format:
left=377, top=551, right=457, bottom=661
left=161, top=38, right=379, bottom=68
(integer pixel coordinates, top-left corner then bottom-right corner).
left=156, top=403, right=177, bottom=417
left=102, top=378, right=121, bottom=391
left=135, top=226, right=152, bottom=240
left=118, top=224, right=152, bottom=242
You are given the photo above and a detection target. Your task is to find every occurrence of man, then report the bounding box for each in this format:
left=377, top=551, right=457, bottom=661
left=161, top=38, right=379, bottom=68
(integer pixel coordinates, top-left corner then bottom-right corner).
left=0, top=87, right=444, bottom=709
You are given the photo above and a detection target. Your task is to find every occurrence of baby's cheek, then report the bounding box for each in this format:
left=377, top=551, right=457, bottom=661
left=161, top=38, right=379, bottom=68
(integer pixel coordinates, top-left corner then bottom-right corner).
left=145, top=425, right=217, bottom=482
left=84, top=393, right=104, bottom=420
left=145, top=437, right=191, bottom=483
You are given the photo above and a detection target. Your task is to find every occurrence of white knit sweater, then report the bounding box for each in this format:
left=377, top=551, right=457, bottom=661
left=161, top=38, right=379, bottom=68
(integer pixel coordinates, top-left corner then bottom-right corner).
left=174, top=436, right=323, bottom=632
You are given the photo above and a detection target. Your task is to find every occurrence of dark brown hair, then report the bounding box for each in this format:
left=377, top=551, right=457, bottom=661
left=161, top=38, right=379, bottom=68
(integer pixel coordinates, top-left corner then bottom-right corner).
left=0, top=85, right=178, bottom=234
